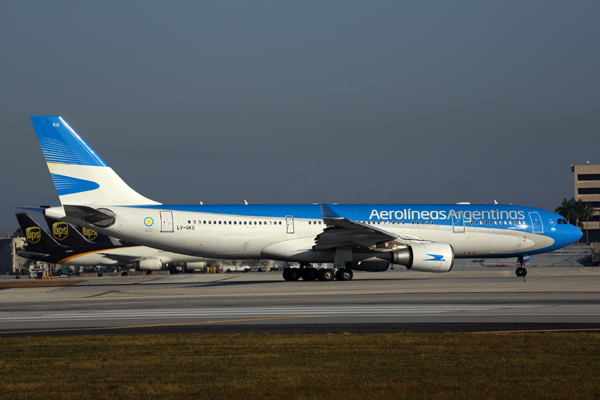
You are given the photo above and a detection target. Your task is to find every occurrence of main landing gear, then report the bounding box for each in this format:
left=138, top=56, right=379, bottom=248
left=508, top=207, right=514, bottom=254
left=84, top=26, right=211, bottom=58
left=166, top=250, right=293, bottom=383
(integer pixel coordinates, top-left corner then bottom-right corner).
left=515, top=256, right=528, bottom=277
left=282, top=264, right=353, bottom=282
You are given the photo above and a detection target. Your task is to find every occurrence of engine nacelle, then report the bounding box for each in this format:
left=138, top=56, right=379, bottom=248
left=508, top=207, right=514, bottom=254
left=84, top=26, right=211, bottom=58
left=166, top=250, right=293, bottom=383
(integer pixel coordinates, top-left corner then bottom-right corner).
left=350, top=261, right=390, bottom=272
left=387, top=243, right=454, bottom=273
left=137, top=257, right=163, bottom=271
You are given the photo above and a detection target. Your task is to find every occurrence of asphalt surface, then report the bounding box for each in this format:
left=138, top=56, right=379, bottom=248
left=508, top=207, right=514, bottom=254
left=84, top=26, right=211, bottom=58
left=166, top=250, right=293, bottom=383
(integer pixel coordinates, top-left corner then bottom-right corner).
left=1, top=267, right=599, bottom=337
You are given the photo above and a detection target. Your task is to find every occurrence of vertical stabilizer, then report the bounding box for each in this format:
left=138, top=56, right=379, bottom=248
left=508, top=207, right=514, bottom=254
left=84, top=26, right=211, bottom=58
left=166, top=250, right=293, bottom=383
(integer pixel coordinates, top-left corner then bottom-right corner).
left=30, top=116, right=160, bottom=206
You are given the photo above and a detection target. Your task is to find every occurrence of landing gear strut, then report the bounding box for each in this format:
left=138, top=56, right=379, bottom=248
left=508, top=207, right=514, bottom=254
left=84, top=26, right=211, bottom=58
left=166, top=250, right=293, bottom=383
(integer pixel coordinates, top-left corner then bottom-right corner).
left=515, top=256, right=527, bottom=277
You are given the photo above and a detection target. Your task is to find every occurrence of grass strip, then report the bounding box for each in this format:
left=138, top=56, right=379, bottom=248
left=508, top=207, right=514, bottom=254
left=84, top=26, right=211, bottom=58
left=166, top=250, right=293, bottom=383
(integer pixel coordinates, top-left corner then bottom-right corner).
left=0, top=280, right=84, bottom=289
left=1, top=332, right=599, bottom=399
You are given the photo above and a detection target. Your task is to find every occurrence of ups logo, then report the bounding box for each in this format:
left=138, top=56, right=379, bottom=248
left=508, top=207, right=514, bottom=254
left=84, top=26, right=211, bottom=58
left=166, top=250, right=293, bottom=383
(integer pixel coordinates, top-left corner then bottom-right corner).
left=26, top=227, right=41, bottom=244
left=52, top=222, right=69, bottom=240
left=82, top=227, right=98, bottom=241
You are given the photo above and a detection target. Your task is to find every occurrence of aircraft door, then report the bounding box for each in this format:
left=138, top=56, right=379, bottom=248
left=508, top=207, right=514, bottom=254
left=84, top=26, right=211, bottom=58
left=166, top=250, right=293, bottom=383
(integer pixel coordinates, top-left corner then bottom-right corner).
left=160, top=211, right=174, bottom=232
left=285, top=215, right=294, bottom=234
left=529, top=212, right=543, bottom=233
left=452, top=215, right=465, bottom=233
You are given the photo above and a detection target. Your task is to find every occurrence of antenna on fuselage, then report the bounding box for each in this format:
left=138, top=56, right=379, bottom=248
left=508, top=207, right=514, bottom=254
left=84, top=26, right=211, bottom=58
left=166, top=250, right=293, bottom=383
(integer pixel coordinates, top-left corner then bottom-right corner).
left=244, top=200, right=248, bottom=205
left=494, top=200, right=498, bottom=205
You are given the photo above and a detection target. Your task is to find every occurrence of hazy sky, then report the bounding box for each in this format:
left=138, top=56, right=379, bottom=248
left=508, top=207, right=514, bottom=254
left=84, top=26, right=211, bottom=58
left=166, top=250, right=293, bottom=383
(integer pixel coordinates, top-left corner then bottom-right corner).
left=1, top=1, right=599, bottom=236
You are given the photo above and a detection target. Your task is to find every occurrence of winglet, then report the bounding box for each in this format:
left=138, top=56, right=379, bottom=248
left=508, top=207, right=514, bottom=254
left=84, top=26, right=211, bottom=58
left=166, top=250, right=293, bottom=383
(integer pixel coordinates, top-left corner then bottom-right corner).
left=320, top=204, right=342, bottom=219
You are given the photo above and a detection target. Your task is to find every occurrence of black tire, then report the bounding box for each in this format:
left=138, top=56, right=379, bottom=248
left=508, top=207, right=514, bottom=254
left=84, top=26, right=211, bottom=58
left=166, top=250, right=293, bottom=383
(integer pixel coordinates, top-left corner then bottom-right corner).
left=302, top=268, right=318, bottom=281
left=288, top=268, right=301, bottom=281
left=318, top=269, right=334, bottom=281
left=335, top=268, right=353, bottom=281
left=516, top=267, right=527, bottom=277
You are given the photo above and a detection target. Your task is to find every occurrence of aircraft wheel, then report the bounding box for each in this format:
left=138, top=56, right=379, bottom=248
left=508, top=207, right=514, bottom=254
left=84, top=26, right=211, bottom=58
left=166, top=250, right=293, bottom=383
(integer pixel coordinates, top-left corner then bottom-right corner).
left=318, top=269, right=334, bottom=281
left=515, top=267, right=527, bottom=277
left=335, top=268, right=353, bottom=281
left=283, top=269, right=299, bottom=281
left=283, top=268, right=301, bottom=281
left=302, top=268, right=318, bottom=281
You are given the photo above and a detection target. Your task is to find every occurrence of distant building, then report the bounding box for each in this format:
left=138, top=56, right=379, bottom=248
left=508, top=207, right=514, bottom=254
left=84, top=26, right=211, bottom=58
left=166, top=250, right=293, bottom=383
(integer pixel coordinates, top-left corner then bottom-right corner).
left=0, top=237, right=29, bottom=274
left=572, top=163, right=600, bottom=242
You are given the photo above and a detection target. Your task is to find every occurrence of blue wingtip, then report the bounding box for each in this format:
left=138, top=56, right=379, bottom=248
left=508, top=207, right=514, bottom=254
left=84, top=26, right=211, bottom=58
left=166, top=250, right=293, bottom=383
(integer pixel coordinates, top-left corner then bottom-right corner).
left=30, top=116, right=108, bottom=167
left=320, top=204, right=342, bottom=219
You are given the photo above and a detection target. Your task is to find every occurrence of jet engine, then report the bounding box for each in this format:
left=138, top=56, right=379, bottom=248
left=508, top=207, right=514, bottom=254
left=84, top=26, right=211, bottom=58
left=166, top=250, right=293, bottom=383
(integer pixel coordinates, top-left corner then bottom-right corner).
left=137, top=257, right=163, bottom=271
left=384, top=243, right=454, bottom=273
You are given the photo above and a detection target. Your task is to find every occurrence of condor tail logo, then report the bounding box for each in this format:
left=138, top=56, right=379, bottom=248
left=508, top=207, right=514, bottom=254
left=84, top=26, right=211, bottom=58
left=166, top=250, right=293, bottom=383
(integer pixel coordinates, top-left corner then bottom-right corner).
left=82, top=227, right=98, bottom=241
left=26, top=227, right=41, bottom=244
left=52, top=222, right=69, bottom=241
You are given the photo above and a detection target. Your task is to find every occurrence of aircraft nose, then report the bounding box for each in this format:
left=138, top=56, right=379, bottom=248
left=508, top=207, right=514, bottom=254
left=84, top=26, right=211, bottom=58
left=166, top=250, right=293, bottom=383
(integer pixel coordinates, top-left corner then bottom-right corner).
left=567, top=224, right=583, bottom=244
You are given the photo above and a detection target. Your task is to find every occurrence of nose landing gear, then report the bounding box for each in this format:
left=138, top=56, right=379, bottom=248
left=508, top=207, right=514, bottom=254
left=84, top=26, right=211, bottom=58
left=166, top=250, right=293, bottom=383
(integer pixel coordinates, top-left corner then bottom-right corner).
left=515, top=256, right=528, bottom=277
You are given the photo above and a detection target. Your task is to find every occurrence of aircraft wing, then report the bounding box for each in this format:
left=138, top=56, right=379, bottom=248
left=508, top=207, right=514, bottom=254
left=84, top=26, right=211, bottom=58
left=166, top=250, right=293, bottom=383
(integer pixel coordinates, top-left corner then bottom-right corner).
left=314, top=204, right=426, bottom=251
left=93, top=252, right=142, bottom=264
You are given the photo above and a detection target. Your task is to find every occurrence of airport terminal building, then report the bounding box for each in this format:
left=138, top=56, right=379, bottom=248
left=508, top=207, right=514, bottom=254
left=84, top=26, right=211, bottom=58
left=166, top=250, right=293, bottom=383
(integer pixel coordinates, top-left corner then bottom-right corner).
left=573, top=163, right=600, bottom=242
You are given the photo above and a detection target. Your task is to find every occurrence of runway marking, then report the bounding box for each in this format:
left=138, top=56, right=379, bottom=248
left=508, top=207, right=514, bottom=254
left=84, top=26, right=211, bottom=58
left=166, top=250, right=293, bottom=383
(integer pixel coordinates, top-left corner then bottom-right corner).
left=0, top=305, right=543, bottom=322
left=0, top=316, right=319, bottom=335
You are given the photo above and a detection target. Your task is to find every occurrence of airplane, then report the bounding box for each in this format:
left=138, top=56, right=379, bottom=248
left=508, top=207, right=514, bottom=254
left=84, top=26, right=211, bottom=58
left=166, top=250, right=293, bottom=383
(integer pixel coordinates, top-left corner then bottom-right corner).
left=29, top=116, right=583, bottom=281
left=16, top=213, right=209, bottom=272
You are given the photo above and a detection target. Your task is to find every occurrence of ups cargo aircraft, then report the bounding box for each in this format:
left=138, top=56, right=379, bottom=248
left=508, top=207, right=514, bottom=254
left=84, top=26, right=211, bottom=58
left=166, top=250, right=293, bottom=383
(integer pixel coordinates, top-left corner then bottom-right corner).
left=16, top=213, right=209, bottom=272
left=30, top=116, right=582, bottom=281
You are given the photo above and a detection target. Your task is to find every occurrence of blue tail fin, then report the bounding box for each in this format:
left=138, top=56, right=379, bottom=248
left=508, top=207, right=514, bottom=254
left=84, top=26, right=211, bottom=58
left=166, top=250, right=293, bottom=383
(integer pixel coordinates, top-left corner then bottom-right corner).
left=30, top=116, right=160, bottom=206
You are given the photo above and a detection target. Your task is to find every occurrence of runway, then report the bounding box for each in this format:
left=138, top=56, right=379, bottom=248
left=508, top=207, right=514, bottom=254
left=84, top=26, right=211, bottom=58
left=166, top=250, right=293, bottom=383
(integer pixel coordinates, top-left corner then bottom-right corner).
left=1, top=267, right=599, bottom=337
